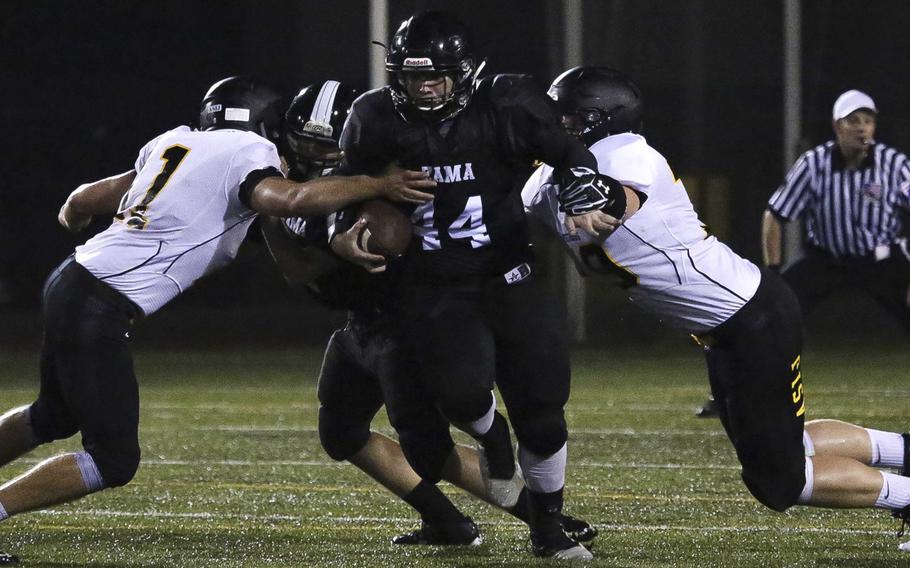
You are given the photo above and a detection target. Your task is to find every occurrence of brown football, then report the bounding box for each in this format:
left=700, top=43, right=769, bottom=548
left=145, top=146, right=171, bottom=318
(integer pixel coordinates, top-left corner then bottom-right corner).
left=355, top=199, right=413, bottom=257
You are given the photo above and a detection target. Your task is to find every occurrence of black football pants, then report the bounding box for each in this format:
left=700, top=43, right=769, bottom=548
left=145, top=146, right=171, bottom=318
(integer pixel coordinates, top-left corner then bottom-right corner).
left=705, top=269, right=806, bottom=511
left=29, top=256, right=142, bottom=488
left=400, top=269, right=571, bottom=458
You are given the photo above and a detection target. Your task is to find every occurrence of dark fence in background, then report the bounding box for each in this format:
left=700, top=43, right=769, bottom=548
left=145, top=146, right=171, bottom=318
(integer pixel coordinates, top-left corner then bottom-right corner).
left=3, top=1, right=909, bottom=344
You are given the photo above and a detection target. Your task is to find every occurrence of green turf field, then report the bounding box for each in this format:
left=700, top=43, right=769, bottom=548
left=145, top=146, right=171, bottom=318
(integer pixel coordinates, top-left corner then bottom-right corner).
left=0, top=339, right=907, bottom=567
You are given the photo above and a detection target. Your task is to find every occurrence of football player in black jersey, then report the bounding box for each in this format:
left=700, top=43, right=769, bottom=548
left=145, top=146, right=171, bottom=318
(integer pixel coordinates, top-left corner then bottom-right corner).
left=333, top=10, right=628, bottom=561
left=261, top=81, right=597, bottom=546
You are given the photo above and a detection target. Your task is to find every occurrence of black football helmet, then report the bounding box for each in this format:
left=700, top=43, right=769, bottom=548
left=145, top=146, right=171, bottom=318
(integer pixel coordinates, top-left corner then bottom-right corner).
left=385, top=10, right=479, bottom=123
left=547, top=66, right=643, bottom=145
left=283, top=80, right=359, bottom=179
left=198, top=76, right=284, bottom=144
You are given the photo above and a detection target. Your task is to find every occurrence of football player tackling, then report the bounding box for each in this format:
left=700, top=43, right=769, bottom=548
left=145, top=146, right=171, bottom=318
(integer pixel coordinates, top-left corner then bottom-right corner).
left=522, top=66, right=910, bottom=550
left=0, top=76, right=434, bottom=530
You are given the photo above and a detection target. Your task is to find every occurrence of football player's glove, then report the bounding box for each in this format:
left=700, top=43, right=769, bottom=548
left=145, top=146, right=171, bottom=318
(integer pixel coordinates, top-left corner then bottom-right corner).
left=558, top=167, right=627, bottom=218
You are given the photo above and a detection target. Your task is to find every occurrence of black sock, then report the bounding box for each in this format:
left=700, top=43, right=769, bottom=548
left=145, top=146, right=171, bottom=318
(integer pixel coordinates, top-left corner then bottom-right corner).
left=476, top=411, right=515, bottom=479
left=507, top=487, right=531, bottom=522
left=402, top=480, right=466, bottom=525
left=527, top=487, right=564, bottom=535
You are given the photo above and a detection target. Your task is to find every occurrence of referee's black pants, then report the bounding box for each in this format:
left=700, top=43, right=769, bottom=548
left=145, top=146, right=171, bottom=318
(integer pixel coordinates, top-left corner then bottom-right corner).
left=783, top=245, right=910, bottom=333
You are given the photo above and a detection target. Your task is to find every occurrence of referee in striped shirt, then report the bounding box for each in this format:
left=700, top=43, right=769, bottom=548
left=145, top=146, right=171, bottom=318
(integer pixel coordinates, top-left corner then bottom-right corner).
left=763, top=89, right=910, bottom=330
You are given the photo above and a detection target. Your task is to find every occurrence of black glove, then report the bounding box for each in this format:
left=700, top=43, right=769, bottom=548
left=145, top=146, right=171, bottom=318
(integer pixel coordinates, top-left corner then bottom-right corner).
left=558, top=167, right=627, bottom=218
left=767, top=264, right=781, bottom=274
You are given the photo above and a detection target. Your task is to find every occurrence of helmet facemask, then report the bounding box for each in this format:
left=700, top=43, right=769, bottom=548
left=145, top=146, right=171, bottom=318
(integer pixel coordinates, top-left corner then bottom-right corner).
left=284, top=131, right=342, bottom=180
left=390, top=59, right=477, bottom=123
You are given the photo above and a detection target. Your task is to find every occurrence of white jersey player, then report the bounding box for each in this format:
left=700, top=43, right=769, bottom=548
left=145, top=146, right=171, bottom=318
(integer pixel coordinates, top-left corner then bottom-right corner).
left=523, top=131, right=759, bottom=335
left=530, top=66, right=910, bottom=549
left=0, top=76, right=436, bottom=534
left=74, top=125, right=279, bottom=315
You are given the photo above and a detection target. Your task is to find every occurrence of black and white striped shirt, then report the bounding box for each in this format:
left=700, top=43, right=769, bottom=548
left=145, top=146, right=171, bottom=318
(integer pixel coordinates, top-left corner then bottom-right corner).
left=768, top=141, right=910, bottom=258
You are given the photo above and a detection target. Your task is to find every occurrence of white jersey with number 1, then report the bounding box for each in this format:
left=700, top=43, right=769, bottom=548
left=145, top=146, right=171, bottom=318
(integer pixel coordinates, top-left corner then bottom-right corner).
left=521, top=133, right=760, bottom=334
left=75, top=126, right=282, bottom=316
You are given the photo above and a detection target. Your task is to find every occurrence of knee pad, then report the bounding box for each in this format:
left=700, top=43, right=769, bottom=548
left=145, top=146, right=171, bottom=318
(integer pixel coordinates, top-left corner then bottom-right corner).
left=397, top=427, right=456, bottom=483
left=741, top=457, right=805, bottom=512
left=318, top=407, right=371, bottom=461
left=28, top=400, right=78, bottom=444
left=509, top=407, right=567, bottom=456
left=84, top=437, right=141, bottom=488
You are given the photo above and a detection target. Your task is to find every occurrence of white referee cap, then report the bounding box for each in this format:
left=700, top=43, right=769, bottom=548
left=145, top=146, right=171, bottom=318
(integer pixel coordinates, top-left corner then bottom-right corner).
left=832, top=89, right=877, bottom=120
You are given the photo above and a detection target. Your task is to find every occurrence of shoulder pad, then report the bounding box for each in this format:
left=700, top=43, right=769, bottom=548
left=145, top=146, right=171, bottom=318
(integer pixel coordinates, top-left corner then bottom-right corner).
left=350, top=87, right=392, bottom=115
left=590, top=134, right=657, bottom=189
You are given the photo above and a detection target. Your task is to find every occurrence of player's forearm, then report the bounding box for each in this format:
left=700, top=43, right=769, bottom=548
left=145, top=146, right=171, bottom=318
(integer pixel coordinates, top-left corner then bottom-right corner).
left=761, top=209, right=783, bottom=266
left=252, top=175, right=381, bottom=218
left=288, top=175, right=383, bottom=217
left=58, top=170, right=135, bottom=231
left=544, top=135, right=599, bottom=175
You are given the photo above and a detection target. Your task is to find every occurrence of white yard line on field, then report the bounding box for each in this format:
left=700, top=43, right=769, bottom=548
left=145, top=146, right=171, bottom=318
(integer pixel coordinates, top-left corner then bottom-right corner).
left=30, top=509, right=893, bottom=537
left=13, top=457, right=739, bottom=469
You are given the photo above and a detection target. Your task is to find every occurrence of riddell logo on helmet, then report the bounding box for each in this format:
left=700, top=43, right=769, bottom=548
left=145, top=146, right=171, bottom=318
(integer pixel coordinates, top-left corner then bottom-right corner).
left=403, top=57, right=433, bottom=68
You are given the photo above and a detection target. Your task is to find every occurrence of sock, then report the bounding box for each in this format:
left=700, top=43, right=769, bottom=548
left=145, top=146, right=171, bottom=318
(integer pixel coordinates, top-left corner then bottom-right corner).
left=866, top=429, right=905, bottom=468
left=508, top=488, right=531, bottom=522
left=874, top=471, right=910, bottom=511
left=402, top=480, right=466, bottom=525
left=519, top=443, right=567, bottom=493
left=476, top=411, right=515, bottom=479
left=74, top=452, right=107, bottom=492
left=527, top=487, right=564, bottom=536
left=797, top=456, right=815, bottom=504
left=0, top=501, right=7, bottom=522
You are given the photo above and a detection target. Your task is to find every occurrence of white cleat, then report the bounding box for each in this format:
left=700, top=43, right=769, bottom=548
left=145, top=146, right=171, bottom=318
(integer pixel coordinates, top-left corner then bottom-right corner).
left=479, top=449, right=524, bottom=508
left=552, top=544, right=595, bottom=561
left=899, top=540, right=910, bottom=552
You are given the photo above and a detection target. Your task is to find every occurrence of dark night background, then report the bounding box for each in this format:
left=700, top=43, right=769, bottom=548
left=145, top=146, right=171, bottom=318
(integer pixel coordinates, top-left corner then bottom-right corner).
left=2, top=0, right=910, bottom=346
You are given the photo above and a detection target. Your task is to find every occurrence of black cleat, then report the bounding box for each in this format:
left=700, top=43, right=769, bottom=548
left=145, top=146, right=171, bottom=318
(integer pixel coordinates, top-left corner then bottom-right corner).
left=559, top=513, right=598, bottom=543
left=695, top=396, right=720, bottom=418
left=392, top=517, right=482, bottom=546
left=531, top=530, right=593, bottom=561
left=0, top=554, right=18, bottom=565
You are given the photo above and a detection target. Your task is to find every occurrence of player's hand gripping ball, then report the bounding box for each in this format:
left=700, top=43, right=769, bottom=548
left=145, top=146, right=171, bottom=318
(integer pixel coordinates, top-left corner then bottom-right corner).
left=355, top=199, right=413, bottom=258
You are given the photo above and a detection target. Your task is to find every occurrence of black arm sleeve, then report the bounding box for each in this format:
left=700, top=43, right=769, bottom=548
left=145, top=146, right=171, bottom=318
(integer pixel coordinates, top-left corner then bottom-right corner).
left=492, top=75, right=598, bottom=173
left=238, top=166, right=283, bottom=209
